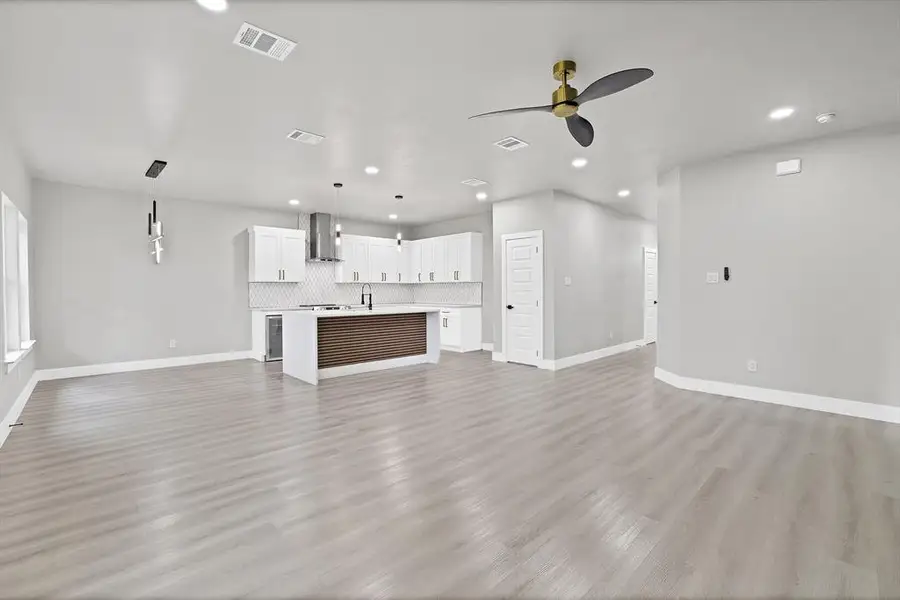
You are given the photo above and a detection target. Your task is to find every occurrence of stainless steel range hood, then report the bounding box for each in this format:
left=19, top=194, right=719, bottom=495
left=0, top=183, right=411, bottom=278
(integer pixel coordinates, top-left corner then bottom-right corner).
left=307, top=212, right=342, bottom=262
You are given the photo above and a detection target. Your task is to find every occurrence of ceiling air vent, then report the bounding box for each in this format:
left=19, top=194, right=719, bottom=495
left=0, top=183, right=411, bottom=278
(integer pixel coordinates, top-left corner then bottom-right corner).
left=461, top=178, right=488, bottom=187
left=287, top=129, right=325, bottom=145
left=233, top=22, right=297, bottom=62
left=493, top=136, right=529, bottom=152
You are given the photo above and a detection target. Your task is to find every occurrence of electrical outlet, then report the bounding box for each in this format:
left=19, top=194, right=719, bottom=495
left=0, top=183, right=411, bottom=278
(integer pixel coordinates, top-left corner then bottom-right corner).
left=169, top=339, right=178, bottom=349
left=609, top=331, right=614, bottom=340
left=706, top=272, right=719, bottom=284
left=747, top=359, right=758, bottom=372
left=564, top=276, right=572, bottom=286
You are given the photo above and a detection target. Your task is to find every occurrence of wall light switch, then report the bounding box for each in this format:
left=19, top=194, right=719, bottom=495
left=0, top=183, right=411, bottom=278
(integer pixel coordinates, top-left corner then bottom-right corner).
left=564, top=276, right=572, bottom=286
left=706, top=272, right=719, bottom=284
left=169, top=339, right=178, bottom=349
left=747, top=360, right=758, bottom=373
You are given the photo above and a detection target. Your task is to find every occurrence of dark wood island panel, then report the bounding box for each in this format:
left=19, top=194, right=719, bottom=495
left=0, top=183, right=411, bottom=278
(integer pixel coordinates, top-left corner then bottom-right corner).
left=317, top=313, right=427, bottom=368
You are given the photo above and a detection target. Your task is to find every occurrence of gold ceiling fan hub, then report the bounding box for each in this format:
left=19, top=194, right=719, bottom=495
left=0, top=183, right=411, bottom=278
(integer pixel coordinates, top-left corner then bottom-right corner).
left=551, top=60, right=579, bottom=118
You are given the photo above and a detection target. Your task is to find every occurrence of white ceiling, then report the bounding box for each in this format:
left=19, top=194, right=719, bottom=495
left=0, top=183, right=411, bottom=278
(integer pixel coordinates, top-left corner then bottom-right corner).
left=1, top=1, right=898, bottom=224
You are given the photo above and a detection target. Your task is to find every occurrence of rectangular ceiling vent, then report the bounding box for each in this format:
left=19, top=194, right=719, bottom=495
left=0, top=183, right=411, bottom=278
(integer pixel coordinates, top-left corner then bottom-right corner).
left=233, top=22, right=297, bottom=62
left=287, top=129, right=325, bottom=145
left=493, top=136, right=529, bottom=152
left=461, top=178, right=488, bottom=187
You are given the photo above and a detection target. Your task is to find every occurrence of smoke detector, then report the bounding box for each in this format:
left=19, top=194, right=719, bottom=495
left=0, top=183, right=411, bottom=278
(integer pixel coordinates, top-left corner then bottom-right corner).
left=286, top=129, right=325, bottom=145
left=493, top=136, right=529, bottom=152
left=816, top=112, right=836, bottom=124
left=461, top=178, right=488, bottom=187
left=233, top=23, right=297, bottom=61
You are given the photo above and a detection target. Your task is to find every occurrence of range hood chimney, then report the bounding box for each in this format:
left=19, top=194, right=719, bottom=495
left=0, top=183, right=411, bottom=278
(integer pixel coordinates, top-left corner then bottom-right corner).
left=307, top=213, right=341, bottom=262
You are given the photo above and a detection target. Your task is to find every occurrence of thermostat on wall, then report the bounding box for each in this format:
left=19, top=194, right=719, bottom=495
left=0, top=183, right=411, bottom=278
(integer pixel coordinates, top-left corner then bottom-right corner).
left=776, top=158, right=802, bottom=176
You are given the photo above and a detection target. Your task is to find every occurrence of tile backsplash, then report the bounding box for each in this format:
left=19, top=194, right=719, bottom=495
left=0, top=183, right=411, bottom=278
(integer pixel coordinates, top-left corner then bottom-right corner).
left=249, top=262, right=482, bottom=309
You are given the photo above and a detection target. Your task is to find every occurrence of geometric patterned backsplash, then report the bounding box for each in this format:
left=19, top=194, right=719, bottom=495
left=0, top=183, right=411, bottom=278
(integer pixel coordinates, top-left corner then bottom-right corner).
left=248, top=262, right=482, bottom=309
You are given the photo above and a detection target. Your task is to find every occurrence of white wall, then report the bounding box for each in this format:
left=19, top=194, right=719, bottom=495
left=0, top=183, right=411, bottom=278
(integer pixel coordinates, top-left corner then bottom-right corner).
left=0, top=124, right=36, bottom=426
left=411, top=210, right=492, bottom=343
left=658, top=128, right=900, bottom=407
left=31, top=179, right=408, bottom=369
left=553, top=192, right=656, bottom=359
left=491, top=190, right=655, bottom=360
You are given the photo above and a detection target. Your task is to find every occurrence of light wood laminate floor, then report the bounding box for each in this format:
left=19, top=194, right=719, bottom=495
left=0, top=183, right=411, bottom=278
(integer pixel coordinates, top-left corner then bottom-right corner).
left=2, top=347, right=900, bottom=598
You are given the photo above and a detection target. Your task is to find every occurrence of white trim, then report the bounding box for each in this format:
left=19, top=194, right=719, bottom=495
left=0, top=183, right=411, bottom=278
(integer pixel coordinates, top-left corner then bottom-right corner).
left=4, top=339, right=35, bottom=373
left=492, top=352, right=507, bottom=363
left=655, top=367, right=900, bottom=424
left=546, top=340, right=647, bottom=371
left=501, top=230, right=544, bottom=368
left=318, top=353, right=437, bottom=380
left=481, top=343, right=493, bottom=352
left=37, top=351, right=255, bottom=381
left=0, top=371, right=39, bottom=449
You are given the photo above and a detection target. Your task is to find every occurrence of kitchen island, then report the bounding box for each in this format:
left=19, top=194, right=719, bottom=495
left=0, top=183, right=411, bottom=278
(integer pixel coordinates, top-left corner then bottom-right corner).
left=282, top=307, right=442, bottom=385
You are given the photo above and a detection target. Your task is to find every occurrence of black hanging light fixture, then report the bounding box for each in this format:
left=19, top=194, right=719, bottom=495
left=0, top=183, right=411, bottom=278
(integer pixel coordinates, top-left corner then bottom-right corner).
left=394, top=195, right=403, bottom=252
left=333, top=183, right=343, bottom=247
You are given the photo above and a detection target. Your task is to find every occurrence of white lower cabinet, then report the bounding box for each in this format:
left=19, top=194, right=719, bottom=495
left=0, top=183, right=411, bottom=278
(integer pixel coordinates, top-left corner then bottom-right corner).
left=438, top=307, right=482, bottom=352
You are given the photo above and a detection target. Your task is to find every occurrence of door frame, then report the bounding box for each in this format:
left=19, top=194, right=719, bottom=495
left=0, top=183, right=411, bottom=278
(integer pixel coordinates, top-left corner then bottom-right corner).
left=500, top=230, right=544, bottom=366
left=643, top=246, right=658, bottom=344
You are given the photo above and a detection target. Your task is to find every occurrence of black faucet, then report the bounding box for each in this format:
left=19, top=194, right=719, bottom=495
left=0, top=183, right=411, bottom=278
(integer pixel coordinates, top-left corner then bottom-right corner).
left=360, top=283, right=373, bottom=310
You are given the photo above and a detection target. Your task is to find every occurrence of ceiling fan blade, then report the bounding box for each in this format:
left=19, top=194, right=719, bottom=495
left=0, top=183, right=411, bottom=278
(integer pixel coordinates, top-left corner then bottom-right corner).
left=575, top=68, right=654, bottom=104
left=566, top=114, right=594, bottom=147
left=468, top=105, right=553, bottom=119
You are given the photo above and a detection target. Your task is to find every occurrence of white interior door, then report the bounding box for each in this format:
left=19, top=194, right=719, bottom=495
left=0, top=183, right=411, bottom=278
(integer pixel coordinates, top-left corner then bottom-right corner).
left=504, top=232, right=543, bottom=366
left=644, top=248, right=658, bottom=343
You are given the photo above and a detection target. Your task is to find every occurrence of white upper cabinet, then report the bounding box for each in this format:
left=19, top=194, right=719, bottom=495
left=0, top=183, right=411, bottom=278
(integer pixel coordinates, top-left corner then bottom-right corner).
left=249, top=226, right=306, bottom=283
left=367, top=237, right=401, bottom=283
left=335, top=234, right=370, bottom=283
left=445, top=233, right=483, bottom=282
left=408, top=240, right=424, bottom=283
left=432, top=236, right=448, bottom=282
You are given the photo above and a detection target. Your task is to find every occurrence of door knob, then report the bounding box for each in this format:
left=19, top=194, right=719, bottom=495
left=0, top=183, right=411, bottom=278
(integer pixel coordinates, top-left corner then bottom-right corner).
left=506, top=304, right=514, bottom=310
left=654, top=300, right=658, bottom=305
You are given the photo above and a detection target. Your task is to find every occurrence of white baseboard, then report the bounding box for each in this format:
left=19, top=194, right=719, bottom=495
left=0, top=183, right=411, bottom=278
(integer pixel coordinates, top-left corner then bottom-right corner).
left=482, top=343, right=494, bottom=352
left=547, top=340, right=647, bottom=371
left=655, top=367, right=900, bottom=424
left=37, top=351, right=256, bottom=382
left=0, top=372, right=40, bottom=450
left=491, top=352, right=507, bottom=363
left=319, top=353, right=436, bottom=381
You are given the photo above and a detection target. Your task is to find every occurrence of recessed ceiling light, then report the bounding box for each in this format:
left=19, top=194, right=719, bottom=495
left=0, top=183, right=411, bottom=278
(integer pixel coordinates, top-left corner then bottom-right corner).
left=816, top=112, right=836, bottom=124
left=364, top=166, right=379, bottom=175
left=196, top=0, right=228, bottom=12
left=769, top=107, right=795, bottom=121
left=571, top=157, right=588, bottom=168
left=476, top=192, right=488, bottom=201
left=617, top=189, right=631, bottom=198
left=388, top=214, right=398, bottom=220
left=288, top=199, right=300, bottom=206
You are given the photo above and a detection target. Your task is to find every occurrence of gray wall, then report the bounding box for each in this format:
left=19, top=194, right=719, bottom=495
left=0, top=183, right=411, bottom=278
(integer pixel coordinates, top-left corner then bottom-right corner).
left=658, top=129, right=900, bottom=406
left=657, top=168, right=683, bottom=373
left=31, top=179, right=405, bottom=369
left=411, top=210, right=492, bottom=343
left=553, top=192, right=656, bottom=360
left=0, top=125, right=36, bottom=421
left=492, top=191, right=556, bottom=358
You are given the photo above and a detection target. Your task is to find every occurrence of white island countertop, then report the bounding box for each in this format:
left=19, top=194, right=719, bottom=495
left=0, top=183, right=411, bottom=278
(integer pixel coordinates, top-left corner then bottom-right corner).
left=296, top=306, right=442, bottom=318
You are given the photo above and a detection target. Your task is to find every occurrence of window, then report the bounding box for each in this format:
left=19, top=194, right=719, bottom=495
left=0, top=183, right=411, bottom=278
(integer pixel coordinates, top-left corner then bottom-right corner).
left=2, top=192, right=33, bottom=370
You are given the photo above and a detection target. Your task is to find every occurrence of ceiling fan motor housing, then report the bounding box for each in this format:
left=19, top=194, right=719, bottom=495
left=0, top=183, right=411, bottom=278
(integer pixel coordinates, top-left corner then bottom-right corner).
left=551, top=60, right=579, bottom=117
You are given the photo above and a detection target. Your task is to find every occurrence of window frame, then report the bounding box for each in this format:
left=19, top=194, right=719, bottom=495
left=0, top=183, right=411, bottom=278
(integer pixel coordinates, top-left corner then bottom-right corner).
left=1, top=191, right=35, bottom=372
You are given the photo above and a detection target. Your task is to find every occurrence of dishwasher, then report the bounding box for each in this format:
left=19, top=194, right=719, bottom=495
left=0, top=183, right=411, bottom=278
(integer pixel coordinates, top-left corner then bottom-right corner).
left=265, top=314, right=283, bottom=361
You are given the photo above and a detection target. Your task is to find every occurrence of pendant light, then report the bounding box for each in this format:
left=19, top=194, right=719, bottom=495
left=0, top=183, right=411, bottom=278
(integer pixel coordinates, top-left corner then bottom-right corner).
left=394, top=195, right=403, bottom=252
left=333, top=183, right=343, bottom=246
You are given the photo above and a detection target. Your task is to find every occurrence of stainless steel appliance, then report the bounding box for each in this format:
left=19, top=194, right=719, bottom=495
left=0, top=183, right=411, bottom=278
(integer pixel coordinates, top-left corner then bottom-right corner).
left=265, top=315, right=282, bottom=361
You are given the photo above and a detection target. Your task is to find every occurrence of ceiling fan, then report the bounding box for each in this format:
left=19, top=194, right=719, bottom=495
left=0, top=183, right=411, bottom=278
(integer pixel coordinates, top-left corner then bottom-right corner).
left=469, top=60, right=653, bottom=148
